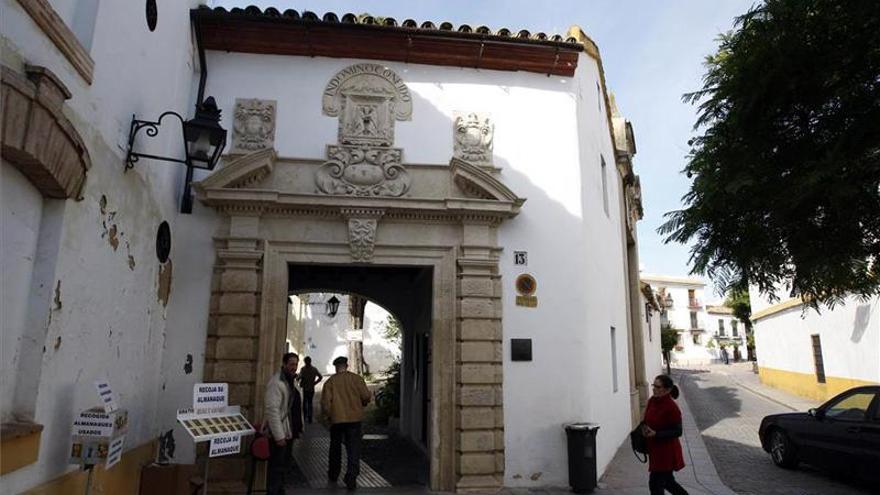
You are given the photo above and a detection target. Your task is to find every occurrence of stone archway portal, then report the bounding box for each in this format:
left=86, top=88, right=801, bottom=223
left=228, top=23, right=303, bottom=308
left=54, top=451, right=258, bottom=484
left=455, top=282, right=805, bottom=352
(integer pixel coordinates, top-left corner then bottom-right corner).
left=196, top=63, right=524, bottom=492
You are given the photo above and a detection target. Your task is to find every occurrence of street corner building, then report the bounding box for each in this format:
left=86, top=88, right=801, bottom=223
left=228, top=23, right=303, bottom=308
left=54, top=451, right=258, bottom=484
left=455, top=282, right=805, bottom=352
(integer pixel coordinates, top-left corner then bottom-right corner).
left=1, top=2, right=657, bottom=493
left=749, top=287, right=880, bottom=403
left=641, top=274, right=715, bottom=366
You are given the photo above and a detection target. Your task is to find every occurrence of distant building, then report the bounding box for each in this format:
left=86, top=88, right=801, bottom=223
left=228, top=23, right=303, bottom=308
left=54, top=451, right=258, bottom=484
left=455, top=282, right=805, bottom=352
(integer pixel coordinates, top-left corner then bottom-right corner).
left=750, top=290, right=879, bottom=402
left=705, top=305, right=747, bottom=362
left=642, top=275, right=713, bottom=366
left=286, top=293, right=399, bottom=377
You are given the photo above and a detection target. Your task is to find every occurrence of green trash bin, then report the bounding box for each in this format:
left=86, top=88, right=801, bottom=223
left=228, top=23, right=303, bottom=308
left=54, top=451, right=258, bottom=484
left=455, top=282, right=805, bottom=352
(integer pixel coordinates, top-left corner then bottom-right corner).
left=564, top=423, right=600, bottom=493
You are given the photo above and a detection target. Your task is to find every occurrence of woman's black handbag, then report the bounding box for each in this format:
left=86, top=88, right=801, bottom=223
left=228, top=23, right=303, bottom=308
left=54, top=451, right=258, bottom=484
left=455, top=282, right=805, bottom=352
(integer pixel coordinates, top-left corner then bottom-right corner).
left=630, top=422, right=648, bottom=463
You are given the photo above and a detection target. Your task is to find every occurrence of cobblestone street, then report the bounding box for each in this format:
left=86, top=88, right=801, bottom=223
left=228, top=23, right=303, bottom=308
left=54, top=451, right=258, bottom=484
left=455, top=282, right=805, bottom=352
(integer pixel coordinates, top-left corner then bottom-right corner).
left=678, top=365, right=873, bottom=495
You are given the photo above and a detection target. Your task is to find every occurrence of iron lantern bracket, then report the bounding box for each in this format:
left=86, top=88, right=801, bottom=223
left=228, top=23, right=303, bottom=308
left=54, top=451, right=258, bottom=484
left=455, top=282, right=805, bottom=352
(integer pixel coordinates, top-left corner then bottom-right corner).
left=124, top=111, right=190, bottom=171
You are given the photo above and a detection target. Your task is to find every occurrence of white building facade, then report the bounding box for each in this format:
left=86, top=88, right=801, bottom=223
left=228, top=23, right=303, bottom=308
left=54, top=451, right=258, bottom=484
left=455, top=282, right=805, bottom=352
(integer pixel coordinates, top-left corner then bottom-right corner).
left=286, top=293, right=399, bottom=377
left=750, top=290, right=879, bottom=402
left=1, top=3, right=650, bottom=492
left=642, top=275, right=713, bottom=366
left=705, top=305, right=747, bottom=363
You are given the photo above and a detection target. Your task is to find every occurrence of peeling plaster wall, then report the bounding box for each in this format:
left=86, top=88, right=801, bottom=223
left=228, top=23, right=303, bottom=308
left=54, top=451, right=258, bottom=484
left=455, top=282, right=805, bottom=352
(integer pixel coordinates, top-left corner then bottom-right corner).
left=202, top=51, right=638, bottom=487
left=1, top=0, right=203, bottom=492
left=0, top=162, right=44, bottom=422
left=155, top=205, right=219, bottom=464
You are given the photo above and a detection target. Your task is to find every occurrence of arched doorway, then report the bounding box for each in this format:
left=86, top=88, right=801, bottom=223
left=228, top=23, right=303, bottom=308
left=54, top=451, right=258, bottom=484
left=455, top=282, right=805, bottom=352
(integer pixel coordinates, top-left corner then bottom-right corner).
left=283, top=264, right=434, bottom=487
left=198, top=147, right=522, bottom=491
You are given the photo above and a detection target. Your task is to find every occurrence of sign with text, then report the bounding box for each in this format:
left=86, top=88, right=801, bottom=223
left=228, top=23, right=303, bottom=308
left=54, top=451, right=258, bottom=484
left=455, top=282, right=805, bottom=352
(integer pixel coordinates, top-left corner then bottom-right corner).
left=193, top=383, right=228, bottom=415
left=105, top=435, right=125, bottom=469
left=95, top=379, right=118, bottom=413
left=514, top=251, right=528, bottom=266
left=209, top=434, right=241, bottom=457
left=176, top=407, right=255, bottom=443
left=72, top=408, right=128, bottom=437
left=73, top=410, right=114, bottom=437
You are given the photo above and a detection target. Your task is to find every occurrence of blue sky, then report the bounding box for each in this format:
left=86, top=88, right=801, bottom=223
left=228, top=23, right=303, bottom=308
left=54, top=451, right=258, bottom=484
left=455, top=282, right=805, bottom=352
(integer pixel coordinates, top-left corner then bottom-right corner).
left=212, top=0, right=754, bottom=298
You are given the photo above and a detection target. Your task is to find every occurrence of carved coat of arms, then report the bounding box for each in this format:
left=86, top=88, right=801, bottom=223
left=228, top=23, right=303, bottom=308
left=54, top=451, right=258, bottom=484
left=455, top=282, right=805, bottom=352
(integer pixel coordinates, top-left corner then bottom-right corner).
left=231, top=98, right=276, bottom=153
left=316, top=64, right=413, bottom=197
left=453, top=112, right=494, bottom=166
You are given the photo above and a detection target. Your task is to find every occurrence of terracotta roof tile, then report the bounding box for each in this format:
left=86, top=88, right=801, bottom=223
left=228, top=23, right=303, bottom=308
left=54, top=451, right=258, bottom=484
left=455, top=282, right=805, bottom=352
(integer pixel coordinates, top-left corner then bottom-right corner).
left=196, top=5, right=582, bottom=46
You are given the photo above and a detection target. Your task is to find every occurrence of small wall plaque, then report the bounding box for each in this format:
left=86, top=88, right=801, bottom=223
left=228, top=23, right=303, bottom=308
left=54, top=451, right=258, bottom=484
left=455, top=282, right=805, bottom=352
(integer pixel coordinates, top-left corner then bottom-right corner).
left=514, top=251, right=528, bottom=266
left=511, top=339, right=532, bottom=361
left=515, top=295, right=538, bottom=308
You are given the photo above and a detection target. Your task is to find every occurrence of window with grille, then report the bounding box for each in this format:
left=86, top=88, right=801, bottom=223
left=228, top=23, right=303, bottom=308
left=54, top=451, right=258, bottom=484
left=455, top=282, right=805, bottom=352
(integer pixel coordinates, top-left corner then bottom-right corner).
left=811, top=335, right=826, bottom=383
left=732, top=320, right=738, bottom=337
left=690, top=311, right=698, bottom=329
left=718, top=319, right=725, bottom=336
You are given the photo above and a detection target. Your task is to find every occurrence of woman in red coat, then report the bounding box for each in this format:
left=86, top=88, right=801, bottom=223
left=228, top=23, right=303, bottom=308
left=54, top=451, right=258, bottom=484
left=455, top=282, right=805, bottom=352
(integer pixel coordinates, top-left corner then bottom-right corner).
left=642, top=374, right=689, bottom=495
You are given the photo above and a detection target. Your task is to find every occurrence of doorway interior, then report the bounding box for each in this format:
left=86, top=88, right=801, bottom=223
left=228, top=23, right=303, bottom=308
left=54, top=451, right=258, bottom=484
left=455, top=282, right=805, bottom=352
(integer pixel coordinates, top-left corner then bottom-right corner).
left=284, top=264, right=433, bottom=488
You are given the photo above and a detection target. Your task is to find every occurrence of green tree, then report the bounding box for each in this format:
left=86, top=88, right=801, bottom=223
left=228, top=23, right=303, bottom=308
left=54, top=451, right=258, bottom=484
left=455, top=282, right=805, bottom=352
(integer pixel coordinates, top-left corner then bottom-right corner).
left=725, top=288, right=757, bottom=360
left=381, top=315, right=402, bottom=346
left=660, top=0, right=880, bottom=310
left=660, top=326, right=679, bottom=375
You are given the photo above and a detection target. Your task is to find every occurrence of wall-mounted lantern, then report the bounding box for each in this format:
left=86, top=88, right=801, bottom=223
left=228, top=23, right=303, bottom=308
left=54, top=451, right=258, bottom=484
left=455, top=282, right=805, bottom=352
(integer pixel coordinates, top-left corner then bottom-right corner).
left=125, top=97, right=227, bottom=213
left=326, top=296, right=341, bottom=318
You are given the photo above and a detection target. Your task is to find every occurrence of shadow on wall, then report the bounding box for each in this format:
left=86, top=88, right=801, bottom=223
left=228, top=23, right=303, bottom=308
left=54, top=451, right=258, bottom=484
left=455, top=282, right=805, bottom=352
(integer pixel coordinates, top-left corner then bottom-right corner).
left=406, top=75, right=633, bottom=481
left=851, top=303, right=872, bottom=343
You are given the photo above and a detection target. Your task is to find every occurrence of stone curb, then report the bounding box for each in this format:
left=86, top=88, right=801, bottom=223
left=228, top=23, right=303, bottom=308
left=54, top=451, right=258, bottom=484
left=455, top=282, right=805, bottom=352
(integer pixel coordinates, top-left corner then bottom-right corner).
left=675, top=372, right=738, bottom=495
left=722, top=373, right=800, bottom=412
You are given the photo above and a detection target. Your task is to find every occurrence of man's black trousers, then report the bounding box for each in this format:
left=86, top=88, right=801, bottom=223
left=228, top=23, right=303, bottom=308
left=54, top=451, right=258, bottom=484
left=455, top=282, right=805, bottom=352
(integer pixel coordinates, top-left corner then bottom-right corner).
left=328, top=422, right=362, bottom=486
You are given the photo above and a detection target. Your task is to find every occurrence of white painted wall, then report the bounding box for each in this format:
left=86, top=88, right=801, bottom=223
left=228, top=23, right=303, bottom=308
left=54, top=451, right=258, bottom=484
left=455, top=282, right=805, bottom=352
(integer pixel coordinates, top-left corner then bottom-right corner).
left=1, top=0, right=205, bottom=491
left=293, top=294, right=399, bottom=377
left=752, top=290, right=880, bottom=383
left=639, top=291, right=665, bottom=383
left=202, top=49, right=635, bottom=486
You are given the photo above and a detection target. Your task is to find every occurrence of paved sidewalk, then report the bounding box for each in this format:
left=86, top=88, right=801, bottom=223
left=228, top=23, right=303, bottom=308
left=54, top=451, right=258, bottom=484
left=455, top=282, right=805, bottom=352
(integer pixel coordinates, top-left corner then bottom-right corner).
left=594, top=371, right=735, bottom=495
left=710, top=362, right=819, bottom=411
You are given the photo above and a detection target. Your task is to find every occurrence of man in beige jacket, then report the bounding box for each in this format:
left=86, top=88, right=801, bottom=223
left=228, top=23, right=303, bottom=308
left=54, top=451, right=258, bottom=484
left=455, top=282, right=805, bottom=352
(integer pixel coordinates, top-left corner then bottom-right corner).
left=321, top=356, right=372, bottom=490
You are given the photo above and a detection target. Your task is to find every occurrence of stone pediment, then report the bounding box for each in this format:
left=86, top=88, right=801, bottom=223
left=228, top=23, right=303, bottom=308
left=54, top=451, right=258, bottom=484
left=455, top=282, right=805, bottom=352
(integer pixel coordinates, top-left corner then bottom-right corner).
left=196, top=152, right=525, bottom=222
left=193, top=148, right=276, bottom=192
left=450, top=157, right=523, bottom=205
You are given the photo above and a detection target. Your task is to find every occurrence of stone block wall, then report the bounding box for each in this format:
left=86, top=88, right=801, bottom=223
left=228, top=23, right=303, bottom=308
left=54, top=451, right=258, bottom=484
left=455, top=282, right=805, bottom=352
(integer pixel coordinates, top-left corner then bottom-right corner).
left=456, top=249, right=504, bottom=492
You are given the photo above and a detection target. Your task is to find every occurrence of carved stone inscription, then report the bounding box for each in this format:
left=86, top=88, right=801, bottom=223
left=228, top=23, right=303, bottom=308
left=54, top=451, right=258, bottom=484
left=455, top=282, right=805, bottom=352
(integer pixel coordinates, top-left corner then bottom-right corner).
left=231, top=98, right=276, bottom=154
left=453, top=112, right=494, bottom=166
left=317, top=64, right=413, bottom=197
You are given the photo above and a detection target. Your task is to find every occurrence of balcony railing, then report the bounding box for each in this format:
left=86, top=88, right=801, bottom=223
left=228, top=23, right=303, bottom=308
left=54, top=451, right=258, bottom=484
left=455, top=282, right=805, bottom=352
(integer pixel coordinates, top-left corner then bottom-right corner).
left=688, top=299, right=702, bottom=309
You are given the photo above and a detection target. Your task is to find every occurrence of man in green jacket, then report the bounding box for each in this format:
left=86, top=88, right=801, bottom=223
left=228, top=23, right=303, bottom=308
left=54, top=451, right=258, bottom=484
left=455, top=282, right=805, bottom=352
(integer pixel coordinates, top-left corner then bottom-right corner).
left=321, top=356, right=372, bottom=490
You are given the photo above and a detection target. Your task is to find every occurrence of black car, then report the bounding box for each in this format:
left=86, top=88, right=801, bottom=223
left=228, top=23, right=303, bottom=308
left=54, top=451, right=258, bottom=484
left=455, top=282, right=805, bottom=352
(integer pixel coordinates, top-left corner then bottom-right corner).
left=758, top=385, right=880, bottom=482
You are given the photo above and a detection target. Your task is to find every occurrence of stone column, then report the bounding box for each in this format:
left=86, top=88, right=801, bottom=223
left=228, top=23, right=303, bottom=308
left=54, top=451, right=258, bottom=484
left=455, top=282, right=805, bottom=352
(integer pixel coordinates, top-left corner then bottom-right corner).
left=202, top=214, right=263, bottom=484
left=456, top=221, right=504, bottom=492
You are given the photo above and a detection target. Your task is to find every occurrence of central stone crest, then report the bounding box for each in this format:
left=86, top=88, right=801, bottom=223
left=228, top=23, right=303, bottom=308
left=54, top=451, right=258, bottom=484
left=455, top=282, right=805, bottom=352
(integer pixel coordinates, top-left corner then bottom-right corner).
left=317, top=64, right=413, bottom=196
